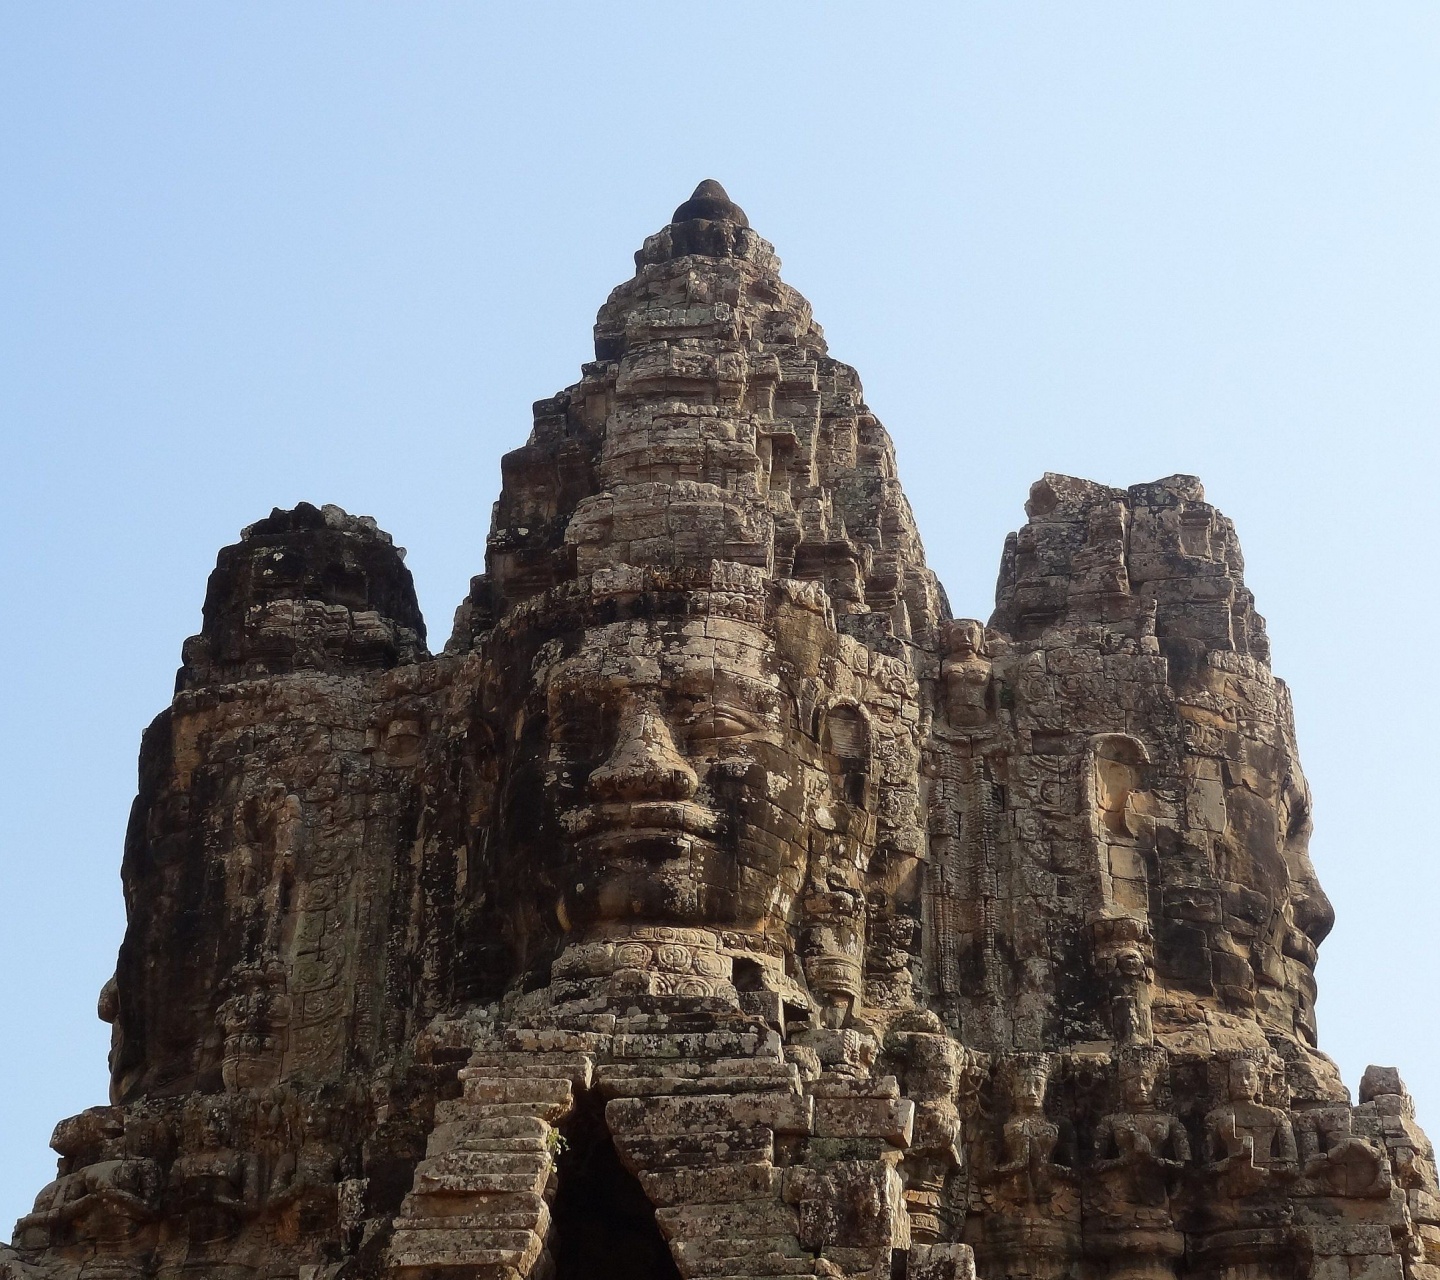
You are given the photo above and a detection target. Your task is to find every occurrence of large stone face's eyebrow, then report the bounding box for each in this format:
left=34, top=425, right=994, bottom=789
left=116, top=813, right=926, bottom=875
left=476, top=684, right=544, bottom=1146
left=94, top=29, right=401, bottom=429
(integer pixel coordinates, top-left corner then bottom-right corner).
left=659, top=664, right=785, bottom=724
left=663, top=654, right=776, bottom=694
left=543, top=660, right=605, bottom=699
left=711, top=670, right=782, bottom=711
left=548, top=668, right=663, bottom=705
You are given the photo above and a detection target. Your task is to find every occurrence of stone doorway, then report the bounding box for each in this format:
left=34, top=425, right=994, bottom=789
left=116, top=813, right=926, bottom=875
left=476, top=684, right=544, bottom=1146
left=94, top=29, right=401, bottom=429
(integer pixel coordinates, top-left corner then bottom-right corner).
left=550, top=1092, right=681, bottom=1280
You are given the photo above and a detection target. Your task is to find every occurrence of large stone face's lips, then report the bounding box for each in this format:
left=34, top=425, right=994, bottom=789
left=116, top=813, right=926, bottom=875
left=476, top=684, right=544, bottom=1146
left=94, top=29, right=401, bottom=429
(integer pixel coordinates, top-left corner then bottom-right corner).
left=562, top=800, right=721, bottom=847
left=1283, top=927, right=1320, bottom=971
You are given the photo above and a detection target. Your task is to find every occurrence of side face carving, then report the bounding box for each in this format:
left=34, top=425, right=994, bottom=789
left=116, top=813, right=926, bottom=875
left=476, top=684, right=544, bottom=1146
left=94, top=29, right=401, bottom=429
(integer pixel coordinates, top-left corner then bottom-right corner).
left=979, top=477, right=1342, bottom=1054
left=1205, top=705, right=1333, bottom=1045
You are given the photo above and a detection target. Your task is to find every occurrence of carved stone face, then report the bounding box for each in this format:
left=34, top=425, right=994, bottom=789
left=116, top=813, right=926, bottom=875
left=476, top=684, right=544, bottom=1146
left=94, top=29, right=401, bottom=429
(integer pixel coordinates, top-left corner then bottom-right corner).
left=1228, top=1058, right=1261, bottom=1104
left=199, top=1110, right=227, bottom=1151
left=1121, top=1057, right=1162, bottom=1110
left=1277, top=774, right=1333, bottom=1039
left=528, top=610, right=816, bottom=934
left=1006, top=1058, right=1051, bottom=1114
left=1207, top=709, right=1334, bottom=1045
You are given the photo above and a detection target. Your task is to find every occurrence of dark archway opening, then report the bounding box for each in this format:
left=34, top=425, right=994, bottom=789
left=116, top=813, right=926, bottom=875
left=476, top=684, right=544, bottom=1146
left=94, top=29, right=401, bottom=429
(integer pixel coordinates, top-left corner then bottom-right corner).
left=550, top=1092, right=682, bottom=1280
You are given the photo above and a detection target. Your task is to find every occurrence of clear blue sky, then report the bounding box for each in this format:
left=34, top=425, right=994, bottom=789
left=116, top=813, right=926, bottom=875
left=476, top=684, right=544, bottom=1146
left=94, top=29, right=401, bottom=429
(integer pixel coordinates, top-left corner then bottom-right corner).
left=4, top=2, right=1438, bottom=1225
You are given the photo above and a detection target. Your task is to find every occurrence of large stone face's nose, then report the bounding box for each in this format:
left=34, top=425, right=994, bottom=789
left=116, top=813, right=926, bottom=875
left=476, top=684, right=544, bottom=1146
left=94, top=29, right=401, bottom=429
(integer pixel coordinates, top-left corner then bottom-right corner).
left=587, top=703, right=698, bottom=803
left=1292, top=881, right=1336, bottom=949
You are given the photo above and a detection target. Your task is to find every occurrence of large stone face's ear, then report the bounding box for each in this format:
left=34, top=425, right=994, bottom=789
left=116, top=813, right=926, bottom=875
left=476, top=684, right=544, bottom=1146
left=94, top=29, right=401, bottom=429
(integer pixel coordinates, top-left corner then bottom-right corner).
left=821, top=702, right=872, bottom=809
left=179, top=502, right=426, bottom=688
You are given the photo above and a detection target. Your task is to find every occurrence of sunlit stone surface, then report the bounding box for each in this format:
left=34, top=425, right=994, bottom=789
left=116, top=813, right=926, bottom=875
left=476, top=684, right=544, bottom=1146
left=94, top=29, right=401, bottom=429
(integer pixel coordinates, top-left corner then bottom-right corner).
left=6, top=184, right=1434, bottom=1280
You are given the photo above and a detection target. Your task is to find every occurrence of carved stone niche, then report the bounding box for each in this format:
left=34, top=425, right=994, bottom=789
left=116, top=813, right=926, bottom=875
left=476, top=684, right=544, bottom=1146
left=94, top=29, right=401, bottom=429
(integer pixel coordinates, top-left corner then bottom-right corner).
left=1355, top=1065, right=1439, bottom=1195
left=982, top=1053, right=1072, bottom=1208
left=821, top=701, right=872, bottom=807
left=910, top=1242, right=979, bottom=1280
left=1294, top=1103, right=1390, bottom=1199
left=264, top=1093, right=349, bottom=1246
left=1190, top=1053, right=1304, bottom=1280
left=1088, top=733, right=1153, bottom=916
left=1091, top=913, right=1156, bottom=1050
left=169, top=1097, right=261, bottom=1248
left=799, top=873, right=867, bottom=1030
left=889, top=1011, right=985, bottom=1245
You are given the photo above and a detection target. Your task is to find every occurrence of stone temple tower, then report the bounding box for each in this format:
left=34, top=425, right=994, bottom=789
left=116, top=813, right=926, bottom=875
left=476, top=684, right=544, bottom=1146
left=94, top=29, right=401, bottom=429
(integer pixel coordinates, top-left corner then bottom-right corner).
left=6, top=183, right=1437, bottom=1280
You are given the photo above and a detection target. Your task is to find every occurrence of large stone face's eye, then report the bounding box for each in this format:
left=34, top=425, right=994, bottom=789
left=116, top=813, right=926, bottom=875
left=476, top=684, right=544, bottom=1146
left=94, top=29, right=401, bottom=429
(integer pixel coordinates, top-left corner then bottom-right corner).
left=685, top=704, right=761, bottom=747
left=1284, top=793, right=1310, bottom=844
left=821, top=705, right=871, bottom=808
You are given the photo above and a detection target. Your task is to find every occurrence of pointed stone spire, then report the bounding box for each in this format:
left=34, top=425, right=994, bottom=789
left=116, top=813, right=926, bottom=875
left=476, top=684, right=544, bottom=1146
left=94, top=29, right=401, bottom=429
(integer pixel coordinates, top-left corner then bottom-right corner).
left=450, top=184, right=945, bottom=657
left=633, top=177, right=768, bottom=265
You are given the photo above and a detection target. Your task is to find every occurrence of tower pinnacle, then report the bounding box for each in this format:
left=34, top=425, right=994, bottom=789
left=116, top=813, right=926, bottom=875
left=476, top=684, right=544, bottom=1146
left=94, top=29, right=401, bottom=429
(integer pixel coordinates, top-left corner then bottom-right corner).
left=671, top=178, right=749, bottom=227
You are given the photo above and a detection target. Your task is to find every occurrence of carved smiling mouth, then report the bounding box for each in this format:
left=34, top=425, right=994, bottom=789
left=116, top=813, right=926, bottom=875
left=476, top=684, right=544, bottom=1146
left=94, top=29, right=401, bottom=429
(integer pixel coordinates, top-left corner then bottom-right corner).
left=562, top=801, right=722, bottom=856
left=1283, top=927, right=1320, bottom=971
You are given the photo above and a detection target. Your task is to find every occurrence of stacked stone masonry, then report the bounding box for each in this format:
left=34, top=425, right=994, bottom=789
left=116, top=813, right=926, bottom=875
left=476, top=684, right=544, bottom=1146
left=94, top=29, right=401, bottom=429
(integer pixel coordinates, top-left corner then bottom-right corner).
left=6, top=182, right=1434, bottom=1280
